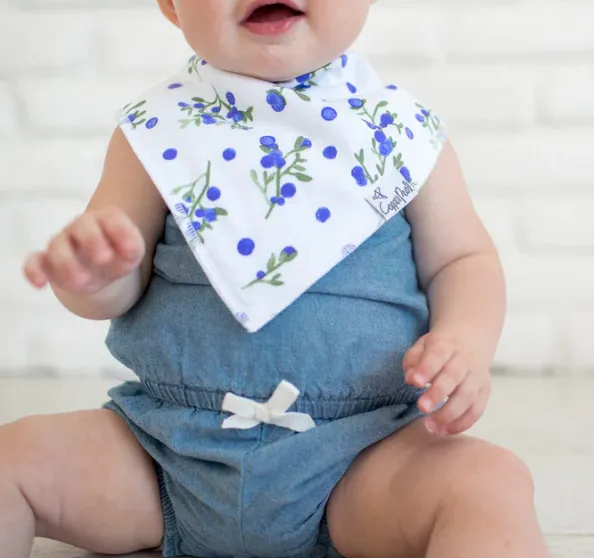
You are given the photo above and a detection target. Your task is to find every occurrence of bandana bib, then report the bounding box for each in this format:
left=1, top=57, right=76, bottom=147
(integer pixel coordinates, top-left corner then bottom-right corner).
left=117, top=51, right=446, bottom=332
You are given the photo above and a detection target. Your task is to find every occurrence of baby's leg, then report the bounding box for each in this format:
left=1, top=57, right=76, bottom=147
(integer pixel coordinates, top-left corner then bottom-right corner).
left=0, top=410, right=163, bottom=558
left=327, top=420, right=549, bottom=558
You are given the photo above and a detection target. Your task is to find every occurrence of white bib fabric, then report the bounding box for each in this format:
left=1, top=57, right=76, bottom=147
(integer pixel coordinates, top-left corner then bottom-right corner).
left=117, top=51, right=446, bottom=332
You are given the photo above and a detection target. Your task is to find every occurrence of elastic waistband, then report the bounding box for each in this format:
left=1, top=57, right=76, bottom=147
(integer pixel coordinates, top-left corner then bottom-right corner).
left=141, top=380, right=420, bottom=421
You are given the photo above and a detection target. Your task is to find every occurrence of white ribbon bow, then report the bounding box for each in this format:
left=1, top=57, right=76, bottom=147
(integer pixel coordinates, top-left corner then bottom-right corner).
left=221, top=380, right=316, bottom=433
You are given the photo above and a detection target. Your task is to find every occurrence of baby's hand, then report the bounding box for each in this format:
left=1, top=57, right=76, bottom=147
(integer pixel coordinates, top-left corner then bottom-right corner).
left=24, top=207, right=145, bottom=295
left=403, top=332, right=491, bottom=436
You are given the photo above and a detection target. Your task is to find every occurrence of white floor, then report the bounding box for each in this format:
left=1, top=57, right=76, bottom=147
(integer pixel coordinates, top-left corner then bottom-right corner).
left=0, top=376, right=592, bottom=557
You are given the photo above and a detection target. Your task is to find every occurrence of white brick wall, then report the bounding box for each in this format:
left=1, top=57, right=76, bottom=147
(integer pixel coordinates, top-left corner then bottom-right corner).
left=1, top=0, right=593, bottom=376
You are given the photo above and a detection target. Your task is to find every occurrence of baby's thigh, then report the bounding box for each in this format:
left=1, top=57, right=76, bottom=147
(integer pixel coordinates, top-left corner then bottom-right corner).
left=326, top=419, right=532, bottom=558
left=0, top=409, right=163, bottom=554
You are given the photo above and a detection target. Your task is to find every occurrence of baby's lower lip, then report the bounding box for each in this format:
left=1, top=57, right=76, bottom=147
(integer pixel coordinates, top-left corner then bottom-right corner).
left=241, top=13, right=305, bottom=36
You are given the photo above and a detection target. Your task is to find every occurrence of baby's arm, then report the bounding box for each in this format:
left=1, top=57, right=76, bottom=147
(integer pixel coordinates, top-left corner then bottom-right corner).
left=24, top=128, right=167, bottom=320
left=403, top=140, right=506, bottom=435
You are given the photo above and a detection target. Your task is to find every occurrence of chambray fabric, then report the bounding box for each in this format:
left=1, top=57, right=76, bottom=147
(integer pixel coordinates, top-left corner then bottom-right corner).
left=104, top=210, right=428, bottom=557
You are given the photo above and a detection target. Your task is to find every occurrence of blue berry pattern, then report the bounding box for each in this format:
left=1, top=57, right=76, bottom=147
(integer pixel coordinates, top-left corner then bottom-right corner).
left=178, top=89, right=254, bottom=130
left=122, top=100, right=158, bottom=130
left=243, top=247, right=299, bottom=289
left=119, top=51, right=446, bottom=305
left=265, top=62, right=333, bottom=111
left=250, top=135, right=312, bottom=219
left=349, top=97, right=411, bottom=186
left=187, top=54, right=208, bottom=76
left=170, top=161, right=228, bottom=244
left=413, top=103, right=444, bottom=149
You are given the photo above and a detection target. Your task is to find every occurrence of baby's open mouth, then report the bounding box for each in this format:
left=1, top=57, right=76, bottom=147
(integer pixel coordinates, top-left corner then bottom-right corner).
left=243, top=1, right=305, bottom=30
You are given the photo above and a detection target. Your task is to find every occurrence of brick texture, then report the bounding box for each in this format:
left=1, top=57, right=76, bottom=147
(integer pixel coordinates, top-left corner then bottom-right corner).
left=1, top=0, right=593, bottom=376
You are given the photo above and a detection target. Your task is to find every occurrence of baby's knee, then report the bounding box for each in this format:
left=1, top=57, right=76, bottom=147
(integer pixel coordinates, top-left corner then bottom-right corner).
left=0, top=417, right=27, bottom=471
left=0, top=416, right=59, bottom=487
left=444, top=440, right=534, bottom=504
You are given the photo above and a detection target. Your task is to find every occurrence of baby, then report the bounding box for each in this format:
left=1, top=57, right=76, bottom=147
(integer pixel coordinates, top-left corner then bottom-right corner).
left=5, top=1, right=549, bottom=557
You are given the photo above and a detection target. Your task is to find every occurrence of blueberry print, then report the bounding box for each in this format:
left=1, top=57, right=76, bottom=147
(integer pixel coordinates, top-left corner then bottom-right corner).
left=226, top=106, right=243, bottom=123
left=266, top=90, right=287, bottom=113
left=238, top=238, right=255, bottom=256
left=349, top=96, right=410, bottom=185
left=121, top=100, right=157, bottom=131
left=260, top=155, right=275, bottom=169
left=349, top=99, right=364, bottom=109
left=265, top=62, right=338, bottom=110
left=163, top=148, right=178, bottom=161
left=168, top=83, right=183, bottom=90
left=321, top=107, right=338, bottom=121
left=139, top=51, right=447, bottom=310
left=207, top=186, right=221, bottom=201
left=375, top=130, right=387, bottom=143
left=170, top=161, right=228, bottom=244
left=178, top=86, right=254, bottom=130
left=251, top=135, right=312, bottom=219
left=260, top=136, right=277, bottom=148
left=223, top=148, right=236, bottom=161
left=187, top=55, right=204, bottom=76
left=414, top=102, right=443, bottom=147
left=281, top=183, right=296, bottom=198
left=323, top=146, right=338, bottom=160
left=351, top=166, right=368, bottom=187
left=243, top=246, right=299, bottom=289
left=380, top=113, right=394, bottom=128
left=316, top=207, right=331, bottom=223
left=379, top=140, right=394, bottom=157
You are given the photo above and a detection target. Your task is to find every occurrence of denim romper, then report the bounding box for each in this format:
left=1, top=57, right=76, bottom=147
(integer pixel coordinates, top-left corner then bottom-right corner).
left=104, top=209, right=429, bottom=558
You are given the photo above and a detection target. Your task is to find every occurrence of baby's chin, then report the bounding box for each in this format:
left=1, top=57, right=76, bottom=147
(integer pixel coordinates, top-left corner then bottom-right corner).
left=217, top=45, right=333, bottom=83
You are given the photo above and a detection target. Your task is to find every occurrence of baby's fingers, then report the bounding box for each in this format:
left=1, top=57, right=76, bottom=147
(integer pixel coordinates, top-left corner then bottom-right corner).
left=402, top=337, right=427, bottom=382
left=98, top=210, right=144, bottom=263
left=23, top=252, right=49, bottom=288
left=45, top=233, right=91, bottom=290
left=418, top=355, right=468, bottom=413
left=443, top=390, right=489, bottom=436
left=425, top=374, right=481, bottom=435
left=69, top=215, right=114, bottom=266
left=408, top=338, right=456, bottom=388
